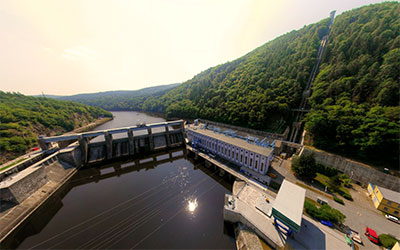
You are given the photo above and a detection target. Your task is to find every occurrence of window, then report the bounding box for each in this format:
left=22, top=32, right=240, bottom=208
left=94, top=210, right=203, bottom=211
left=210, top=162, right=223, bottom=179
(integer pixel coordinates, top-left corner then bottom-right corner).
left=232, top=151, right=234, bottom=158
left=394, top=211, right=399, bottom=215
left=228, top=150, right=230, bottom=157
left=236, top=154, right=238, bottom=161
left=383, top=207, right=388, bottom=211
left=245, top=156, right=247, bottom=165
left=255, top=161, right=258, bottom=169
left=240, top=155, right=243, bottom=162
left=250, top=159, right=253, bottom=167
left=387, top=201, right=392, bottom=205
left=261, top=163, right=264, bottom=172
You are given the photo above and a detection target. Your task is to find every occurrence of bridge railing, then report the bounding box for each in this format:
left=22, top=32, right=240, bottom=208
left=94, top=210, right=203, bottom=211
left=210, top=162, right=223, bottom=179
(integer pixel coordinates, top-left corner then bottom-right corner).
left=38, top=120, right=184, bottom=150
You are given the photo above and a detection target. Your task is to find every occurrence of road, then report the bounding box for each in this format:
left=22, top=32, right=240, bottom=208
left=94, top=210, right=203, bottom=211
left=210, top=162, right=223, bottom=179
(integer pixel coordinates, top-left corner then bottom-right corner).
left=269, top=157, right=400, bottom=249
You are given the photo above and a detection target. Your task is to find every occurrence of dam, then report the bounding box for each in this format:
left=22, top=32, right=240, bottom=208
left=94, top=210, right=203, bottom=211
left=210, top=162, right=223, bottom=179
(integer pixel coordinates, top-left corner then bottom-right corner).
left=0, top=112, right=237, bottom=249
left=38, top=120, right=185, bottom=165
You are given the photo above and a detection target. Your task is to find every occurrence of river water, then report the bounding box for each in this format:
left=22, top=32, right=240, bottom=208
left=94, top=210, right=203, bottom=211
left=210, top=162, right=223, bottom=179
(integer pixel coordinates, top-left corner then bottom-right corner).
left=15, top=111, right=236, bottom=249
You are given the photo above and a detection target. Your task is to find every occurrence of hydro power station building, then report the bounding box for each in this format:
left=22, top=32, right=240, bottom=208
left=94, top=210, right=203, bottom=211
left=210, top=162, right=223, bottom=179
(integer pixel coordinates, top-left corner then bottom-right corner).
left=186, top=126, right=274, bottom=183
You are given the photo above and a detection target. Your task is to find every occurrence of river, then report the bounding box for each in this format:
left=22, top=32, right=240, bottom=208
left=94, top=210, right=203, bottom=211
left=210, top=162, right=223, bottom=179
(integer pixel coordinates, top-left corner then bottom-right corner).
left=14, top=111, right=236, bottom=249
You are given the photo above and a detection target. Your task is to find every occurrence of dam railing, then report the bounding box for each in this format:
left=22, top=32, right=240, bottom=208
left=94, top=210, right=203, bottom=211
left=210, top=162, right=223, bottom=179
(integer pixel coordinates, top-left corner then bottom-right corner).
left=38, top=120, right=185, bottom=165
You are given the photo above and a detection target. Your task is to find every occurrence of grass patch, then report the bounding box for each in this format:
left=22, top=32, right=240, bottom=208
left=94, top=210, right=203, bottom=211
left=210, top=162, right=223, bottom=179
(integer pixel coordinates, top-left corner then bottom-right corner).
left=305, top=197, right=319, bottom=207
left=316, top=173, right=330, bottom=184
left=296, top=182, right=332, bottom=200
left=0, top=157, right=26, bottom=171
left=339, top=187, right=349, bottom=195
left=314, top=173, right=353, bottom=200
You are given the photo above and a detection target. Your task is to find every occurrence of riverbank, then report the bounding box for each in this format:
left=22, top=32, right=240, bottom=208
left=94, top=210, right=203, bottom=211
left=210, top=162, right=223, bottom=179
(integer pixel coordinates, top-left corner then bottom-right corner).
left=71, top=116, right=113, bottom=133
left=0, top=116, right=113, bottom=168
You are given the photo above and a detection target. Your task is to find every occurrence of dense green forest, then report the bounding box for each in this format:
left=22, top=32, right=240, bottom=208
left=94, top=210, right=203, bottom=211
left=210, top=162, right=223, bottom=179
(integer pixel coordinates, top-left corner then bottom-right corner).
left=52, top=83, right=180, bottom=111
left=0, top=92, right=112, bottom=163
left=137, top=18, right=331, bottom=133
left=304, top=2, right=399, bottom=165
left=45, top=2, right=398, bottom=166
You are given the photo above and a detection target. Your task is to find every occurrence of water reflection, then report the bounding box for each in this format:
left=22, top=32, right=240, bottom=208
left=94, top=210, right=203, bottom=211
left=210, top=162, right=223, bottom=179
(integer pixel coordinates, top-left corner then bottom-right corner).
left=10, top=148, right=235, bottom=249
left=187, top=198, right=198, bottom=213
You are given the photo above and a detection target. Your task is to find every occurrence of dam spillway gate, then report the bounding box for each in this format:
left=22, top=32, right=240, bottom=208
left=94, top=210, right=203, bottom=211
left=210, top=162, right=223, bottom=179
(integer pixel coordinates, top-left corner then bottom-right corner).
left=38, top=120, right=185, bottom=166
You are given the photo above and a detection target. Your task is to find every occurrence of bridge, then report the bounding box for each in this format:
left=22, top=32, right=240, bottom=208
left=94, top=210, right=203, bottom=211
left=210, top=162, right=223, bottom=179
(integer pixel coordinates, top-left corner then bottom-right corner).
left=38, top=120, right=185, bottom=165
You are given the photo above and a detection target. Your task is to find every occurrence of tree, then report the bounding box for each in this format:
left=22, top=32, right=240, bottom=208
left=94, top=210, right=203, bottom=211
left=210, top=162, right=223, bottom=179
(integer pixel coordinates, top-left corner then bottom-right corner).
left=291, top=153, right=317, bottom=179
left=327, top=175, right=341, bottom=192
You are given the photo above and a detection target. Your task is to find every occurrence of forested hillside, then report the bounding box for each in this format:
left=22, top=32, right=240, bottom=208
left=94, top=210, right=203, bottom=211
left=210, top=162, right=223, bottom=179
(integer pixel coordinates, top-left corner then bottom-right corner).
left=0, top=92, right=112, bottom=163
left=59, top=2, right=399, bottom=166
left=305, top=2, right=399, bottom=165
left=53, top=83, right=180, bottom=111
left=138, top=18, right=331, bottom=133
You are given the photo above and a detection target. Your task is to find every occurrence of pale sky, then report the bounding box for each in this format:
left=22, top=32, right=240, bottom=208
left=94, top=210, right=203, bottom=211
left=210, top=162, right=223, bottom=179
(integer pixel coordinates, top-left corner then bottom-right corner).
left=0, top=0, right=390, bottom=95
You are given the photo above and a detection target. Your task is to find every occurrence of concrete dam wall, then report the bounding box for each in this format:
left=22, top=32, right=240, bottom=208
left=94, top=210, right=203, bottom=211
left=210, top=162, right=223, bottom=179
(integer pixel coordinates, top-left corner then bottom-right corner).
left=0, top=120, right=186, bottom=244
left=1, top=120, right=185, bottom=206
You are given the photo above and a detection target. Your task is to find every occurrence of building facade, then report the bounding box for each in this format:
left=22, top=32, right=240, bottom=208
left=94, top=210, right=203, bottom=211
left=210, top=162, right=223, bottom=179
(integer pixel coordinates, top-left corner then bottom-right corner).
left=368, top=183, right=400, bottom=217
left=187, top=128, right=274, bottom=176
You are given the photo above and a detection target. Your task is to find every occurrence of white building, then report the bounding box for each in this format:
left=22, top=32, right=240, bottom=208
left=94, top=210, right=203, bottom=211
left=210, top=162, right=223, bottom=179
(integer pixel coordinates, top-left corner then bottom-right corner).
left=186, top=127, right=274, bottom=177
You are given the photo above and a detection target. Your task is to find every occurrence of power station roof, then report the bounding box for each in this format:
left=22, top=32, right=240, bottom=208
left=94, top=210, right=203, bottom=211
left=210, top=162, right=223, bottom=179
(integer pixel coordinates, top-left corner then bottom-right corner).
left=272, top=180, right=305, bottom=232
left=187, top=127, right=273, bottom=157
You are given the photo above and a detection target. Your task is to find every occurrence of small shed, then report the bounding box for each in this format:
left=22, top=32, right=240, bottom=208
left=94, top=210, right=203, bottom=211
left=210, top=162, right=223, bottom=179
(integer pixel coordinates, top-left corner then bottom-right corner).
left=272, top=180, right=306, bottom=232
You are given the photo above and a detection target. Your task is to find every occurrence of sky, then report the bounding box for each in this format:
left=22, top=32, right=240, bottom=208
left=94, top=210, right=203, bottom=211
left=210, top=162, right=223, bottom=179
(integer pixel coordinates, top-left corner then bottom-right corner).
left=0, top=0, right=390, bottom=95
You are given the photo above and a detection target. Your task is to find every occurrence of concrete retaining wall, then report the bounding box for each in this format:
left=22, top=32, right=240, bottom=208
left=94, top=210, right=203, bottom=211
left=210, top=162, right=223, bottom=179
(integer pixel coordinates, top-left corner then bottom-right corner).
left=0, top=153, right=44, bottom=182
left=301, top=147, right=400, bottom=192
left=0, top=167, right=48, bottom=204
left=58, top=146, right=82, bottom=167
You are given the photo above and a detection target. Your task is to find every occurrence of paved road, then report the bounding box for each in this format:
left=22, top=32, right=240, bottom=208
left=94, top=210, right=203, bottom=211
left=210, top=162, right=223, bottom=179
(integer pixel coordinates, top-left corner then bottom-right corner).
left=269, top=157, right=400, bottom=249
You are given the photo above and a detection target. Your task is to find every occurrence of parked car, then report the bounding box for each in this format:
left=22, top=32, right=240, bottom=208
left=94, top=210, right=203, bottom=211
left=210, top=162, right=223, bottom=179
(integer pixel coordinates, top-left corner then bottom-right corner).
left=348, top=229, right=363, bottom=245
left=385, top=214, right=400, bottom=224
left=320, top=220, right=333, bottom=227
left=317, top=197, right=328, bottom=205
left=365, top=227, right=379, bottom=244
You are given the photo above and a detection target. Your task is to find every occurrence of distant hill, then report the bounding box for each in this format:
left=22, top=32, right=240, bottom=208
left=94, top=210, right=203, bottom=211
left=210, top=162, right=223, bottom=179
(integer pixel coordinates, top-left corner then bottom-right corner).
left=50, top=83, right=180, bottom=110
left=0, top=92, right=112, bottom=164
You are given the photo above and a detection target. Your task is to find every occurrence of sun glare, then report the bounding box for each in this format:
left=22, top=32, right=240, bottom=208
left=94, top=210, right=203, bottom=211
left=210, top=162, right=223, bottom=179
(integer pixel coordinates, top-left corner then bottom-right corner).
left=187, top=199, right=198, bottom=213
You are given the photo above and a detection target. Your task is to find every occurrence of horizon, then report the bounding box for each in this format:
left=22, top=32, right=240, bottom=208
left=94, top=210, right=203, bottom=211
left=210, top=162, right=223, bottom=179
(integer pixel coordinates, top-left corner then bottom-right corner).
left=0, top=0, right=389, bottom=96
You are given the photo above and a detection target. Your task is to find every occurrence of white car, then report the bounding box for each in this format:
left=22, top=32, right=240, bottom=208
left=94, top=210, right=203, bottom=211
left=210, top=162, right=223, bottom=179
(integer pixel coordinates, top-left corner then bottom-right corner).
left=385, top=214, right=400, bottom=224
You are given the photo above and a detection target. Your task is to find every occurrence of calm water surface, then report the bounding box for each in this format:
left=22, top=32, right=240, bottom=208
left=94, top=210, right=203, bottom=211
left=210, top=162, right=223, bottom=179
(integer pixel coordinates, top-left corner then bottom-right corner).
left=15, top=111, right=235, bottom=249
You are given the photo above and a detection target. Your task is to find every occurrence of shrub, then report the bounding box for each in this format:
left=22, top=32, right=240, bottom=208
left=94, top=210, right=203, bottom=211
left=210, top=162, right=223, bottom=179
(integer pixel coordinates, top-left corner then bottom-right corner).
left=327, top=175, right=341, bottom=192
left=316, top=163, right=338, bottom=177
left=378, top=234, right=398, bottom=248
left=304, top=200, right=346, bottom=224
left=334, top=197, right=344, bottom=205
left=342, top=193, right=353, bottom=201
